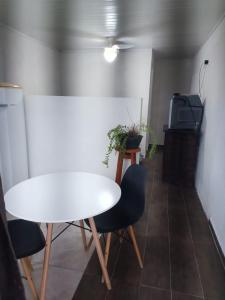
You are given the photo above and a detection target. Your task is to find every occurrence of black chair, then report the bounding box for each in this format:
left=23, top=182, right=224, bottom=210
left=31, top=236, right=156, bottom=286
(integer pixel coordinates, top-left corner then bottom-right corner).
left=85, top=164, right=147, bottom=270
left=8, top=219, right=46, bottom=299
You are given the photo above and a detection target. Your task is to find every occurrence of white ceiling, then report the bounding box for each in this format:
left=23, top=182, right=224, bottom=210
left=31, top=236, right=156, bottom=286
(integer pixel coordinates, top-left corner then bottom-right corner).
left=0, top=0, right=225, bottom=57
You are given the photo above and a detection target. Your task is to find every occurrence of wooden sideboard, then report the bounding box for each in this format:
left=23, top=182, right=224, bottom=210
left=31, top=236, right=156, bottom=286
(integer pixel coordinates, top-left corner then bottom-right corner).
left=162, top=126, right=200, bottom=187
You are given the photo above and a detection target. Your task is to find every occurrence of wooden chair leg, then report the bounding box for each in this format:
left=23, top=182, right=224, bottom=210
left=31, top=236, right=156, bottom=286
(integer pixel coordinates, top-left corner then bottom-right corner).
left=20, top=258, right=39, bottom=300
left=102, top=232, right=112, bottom=283
left=24, top=256, right=33, bottom=272
left=128, top=225, right=143, bottom=268
left=88, top=217, right=112, bottom=290
left=79, top=220, right=88, bottom=250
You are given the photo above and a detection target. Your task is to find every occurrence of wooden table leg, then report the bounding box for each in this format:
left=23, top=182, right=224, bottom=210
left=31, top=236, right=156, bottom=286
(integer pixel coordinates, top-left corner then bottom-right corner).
left=40, top=223, right=53, bottom=300
left=115, top=152, right=123, bottom=185
left=88, top=217, right=112, bottom=290
left=102, top=232, right=112, bottom=283
left=79, top=220, right=87, bottom=250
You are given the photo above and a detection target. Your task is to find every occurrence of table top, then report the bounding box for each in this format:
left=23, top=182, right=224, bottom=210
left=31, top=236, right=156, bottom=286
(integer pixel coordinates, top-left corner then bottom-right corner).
left=4, top=172, right=121, bottom=223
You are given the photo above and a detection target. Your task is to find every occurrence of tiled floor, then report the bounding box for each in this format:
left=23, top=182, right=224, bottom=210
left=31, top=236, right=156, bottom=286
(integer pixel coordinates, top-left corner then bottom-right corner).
left=73, top=152, right=225, bottom=300
left=22, top=223, right=95, bottom=299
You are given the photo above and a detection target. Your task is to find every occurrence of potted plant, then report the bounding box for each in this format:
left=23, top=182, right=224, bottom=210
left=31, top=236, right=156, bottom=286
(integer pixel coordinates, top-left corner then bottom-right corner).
left=103, top=123, right=157, bottom=167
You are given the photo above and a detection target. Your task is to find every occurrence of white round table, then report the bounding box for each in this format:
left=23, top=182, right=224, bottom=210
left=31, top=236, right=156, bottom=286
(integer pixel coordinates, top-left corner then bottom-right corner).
left=5, top=172, right=121, bottom=300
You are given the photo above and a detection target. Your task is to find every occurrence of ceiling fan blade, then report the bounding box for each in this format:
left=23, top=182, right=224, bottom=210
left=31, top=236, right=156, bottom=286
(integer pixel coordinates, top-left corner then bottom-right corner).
left=115, top=43, right=134, bottom=50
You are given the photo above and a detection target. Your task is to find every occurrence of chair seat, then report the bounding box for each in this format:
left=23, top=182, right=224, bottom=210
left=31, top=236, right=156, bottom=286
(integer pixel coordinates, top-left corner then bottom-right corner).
left=85, top=203, right=141, bottom=233
left=8, top=219, right=46, bottom=259
left=85, top=164, right=146, bottom=234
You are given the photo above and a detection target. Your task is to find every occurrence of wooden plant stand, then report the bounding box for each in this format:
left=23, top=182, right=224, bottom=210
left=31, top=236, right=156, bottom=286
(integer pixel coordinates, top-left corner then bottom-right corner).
left=115, top=148, right=141, bottom=185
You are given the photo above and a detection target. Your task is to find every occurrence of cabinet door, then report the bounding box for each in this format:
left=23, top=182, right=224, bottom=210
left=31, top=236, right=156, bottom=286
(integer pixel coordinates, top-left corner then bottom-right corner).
left=163, top=131, right=182, bottom=184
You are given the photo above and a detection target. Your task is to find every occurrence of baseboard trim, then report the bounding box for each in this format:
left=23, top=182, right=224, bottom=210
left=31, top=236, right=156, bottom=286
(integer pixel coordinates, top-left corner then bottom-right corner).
left=209, top=221, right=225, bottom=270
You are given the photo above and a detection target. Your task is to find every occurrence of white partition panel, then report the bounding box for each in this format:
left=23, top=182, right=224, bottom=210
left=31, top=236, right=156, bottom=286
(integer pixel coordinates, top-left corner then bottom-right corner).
left=26, top=96, right=142, bottom=179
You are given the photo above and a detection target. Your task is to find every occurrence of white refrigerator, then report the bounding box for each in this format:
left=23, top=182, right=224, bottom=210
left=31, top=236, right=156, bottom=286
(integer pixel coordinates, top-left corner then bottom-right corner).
left=0, top=85, right=29, bottom=193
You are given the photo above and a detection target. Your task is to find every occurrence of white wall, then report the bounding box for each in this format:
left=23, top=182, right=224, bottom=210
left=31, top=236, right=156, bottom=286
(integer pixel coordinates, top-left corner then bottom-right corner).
left=0, top=24, right=61, bottom=95
left=0, top=24, right=61, bottom=194
left=150, top=58, right=193, bottom=145
left=61, top=49, right=153, bottom=150
left=0, top=44, right=4, bottom=81
left=190, top=16, right=225, bottom=255
left=0, top=25, right=4, bottom=81
left=26, top=96, right=142, bottom=180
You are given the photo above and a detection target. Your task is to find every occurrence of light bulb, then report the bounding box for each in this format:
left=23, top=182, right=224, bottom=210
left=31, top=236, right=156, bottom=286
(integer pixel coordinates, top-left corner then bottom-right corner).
left=104, top=45, right=118, bottom=63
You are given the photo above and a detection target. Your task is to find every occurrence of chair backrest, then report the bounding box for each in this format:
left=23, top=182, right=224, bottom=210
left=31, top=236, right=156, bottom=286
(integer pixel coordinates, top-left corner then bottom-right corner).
left=118, top=164, right=147, bottom=222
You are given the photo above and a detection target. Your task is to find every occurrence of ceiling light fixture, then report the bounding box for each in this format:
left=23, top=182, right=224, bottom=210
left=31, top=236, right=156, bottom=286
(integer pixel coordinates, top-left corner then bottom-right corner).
left=104, top=45, right=119, bottom=63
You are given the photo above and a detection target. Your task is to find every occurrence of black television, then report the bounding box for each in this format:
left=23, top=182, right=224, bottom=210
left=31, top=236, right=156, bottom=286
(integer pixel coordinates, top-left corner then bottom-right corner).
left=168, top=94, right=203, bottom=130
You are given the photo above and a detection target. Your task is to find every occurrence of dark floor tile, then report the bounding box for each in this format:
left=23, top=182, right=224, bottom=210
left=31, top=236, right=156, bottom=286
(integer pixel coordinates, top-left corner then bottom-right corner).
left=168, top=185, right=186, bottom=213
left=145, top=180, right=153, bottom=210
left=172, top=291, right=203, bottom=300
left=84, top=250, right=102, bottom=277
left=106, top=234, right=123, bottom=274
left=168, top=185, right=181, bottom=199
left=73, top=152, right=225, bottom=300
left=139, top=286, right=171, bottom=300
left=154, top=170, right=164, bottom=181
left=171, top=238, right=203, bottom=298
left=148, top=201, right=169, bottom=238
left=195, top=241, right=225, bottom=300
left=168, top=186, right=191, bottom=240
left=183, top=188, right=205, bottom=220
left=186, top=203, right=205, bottom=220
left=72, top=274, right=106, bottom=300
left=141, top=236, right=170, bottom=290
left=169, top=212, right=191, bottom=241
left=106, top=281, right=139, bottom=300
left=113, top=235, right=145, bottom=286
left=145, top=150, right=163, bottom=174
left=182, top=187, right=198, bottom=200
left=151, top=180, right=168, bottom=205
left=85, top=235, right=120, bottom=278
left=134, top=207, right=149, bottom=236
left=141, top=165, right=154, bottom=186
left=189, top=216, right=212, bottom=244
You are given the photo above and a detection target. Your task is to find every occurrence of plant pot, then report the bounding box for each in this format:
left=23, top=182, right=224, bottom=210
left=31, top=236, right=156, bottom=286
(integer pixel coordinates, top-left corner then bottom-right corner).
left=125, top=135, right=143, bottom=149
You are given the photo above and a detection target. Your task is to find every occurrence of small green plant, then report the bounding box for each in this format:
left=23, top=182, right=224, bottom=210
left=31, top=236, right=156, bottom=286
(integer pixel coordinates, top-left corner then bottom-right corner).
left=103, top=123, right=157, bottom=168
left=140, top=124, right=158, bottom=160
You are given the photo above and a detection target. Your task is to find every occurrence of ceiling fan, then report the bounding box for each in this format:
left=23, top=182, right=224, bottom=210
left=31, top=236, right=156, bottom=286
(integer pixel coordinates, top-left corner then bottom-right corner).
left=104, top=37, right=134, bottom=49
left=102, top=37, right=134, bottom=62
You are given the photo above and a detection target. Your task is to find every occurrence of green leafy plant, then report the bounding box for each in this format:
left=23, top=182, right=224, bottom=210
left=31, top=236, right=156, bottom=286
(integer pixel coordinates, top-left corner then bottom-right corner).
left=139, top=123, right=158, bottom=160
left=103, top=123, right=157, bottom=167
